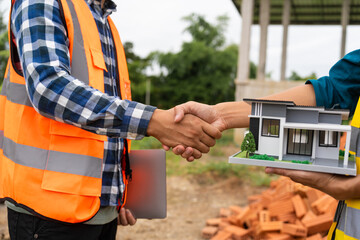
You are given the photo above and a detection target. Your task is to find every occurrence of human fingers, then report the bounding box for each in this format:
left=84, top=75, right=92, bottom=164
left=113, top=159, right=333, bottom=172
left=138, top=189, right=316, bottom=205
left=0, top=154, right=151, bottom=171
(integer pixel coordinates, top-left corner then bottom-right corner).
left=265, top=167, right=335, bottom=192
left=118, top=208, right=128, bottom=226
left=126, top=209, right=137, bottom=226
left=173, top=102, right=226, bottom=131
left=172, top=145, right=186, bottom=155
left=162, top=145, right=170, bottom=151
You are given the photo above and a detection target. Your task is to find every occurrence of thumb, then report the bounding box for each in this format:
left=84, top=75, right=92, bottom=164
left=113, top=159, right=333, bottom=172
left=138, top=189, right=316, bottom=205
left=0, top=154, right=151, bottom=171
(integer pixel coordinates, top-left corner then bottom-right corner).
left=174, top=105, right=186, bottom=123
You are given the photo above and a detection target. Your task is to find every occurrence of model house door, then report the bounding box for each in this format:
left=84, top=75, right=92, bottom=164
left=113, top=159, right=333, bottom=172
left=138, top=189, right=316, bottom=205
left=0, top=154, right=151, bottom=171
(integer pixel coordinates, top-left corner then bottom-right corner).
left=287, top=129, right=313, bottom=156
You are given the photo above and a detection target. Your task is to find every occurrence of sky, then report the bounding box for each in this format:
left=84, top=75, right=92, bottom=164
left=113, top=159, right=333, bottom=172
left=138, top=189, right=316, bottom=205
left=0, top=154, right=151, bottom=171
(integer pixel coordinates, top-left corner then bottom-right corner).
left=3, top=0, right=360, bottom=80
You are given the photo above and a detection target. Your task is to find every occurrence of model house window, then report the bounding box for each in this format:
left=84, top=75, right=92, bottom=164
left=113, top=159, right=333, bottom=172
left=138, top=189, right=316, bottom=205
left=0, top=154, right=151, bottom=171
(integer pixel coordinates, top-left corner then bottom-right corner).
left=293, top=129, right=308, bottom=144
left=319, top=131, right=338, bottom=147
left=262, top=119, right=280, bottom=137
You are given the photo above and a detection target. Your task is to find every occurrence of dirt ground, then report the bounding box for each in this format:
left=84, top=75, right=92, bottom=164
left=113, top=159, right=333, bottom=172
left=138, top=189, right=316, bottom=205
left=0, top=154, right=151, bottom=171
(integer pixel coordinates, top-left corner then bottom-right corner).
left=116, top=175, right=265, bottom=240
left=0, top=175, right=265, bottom=240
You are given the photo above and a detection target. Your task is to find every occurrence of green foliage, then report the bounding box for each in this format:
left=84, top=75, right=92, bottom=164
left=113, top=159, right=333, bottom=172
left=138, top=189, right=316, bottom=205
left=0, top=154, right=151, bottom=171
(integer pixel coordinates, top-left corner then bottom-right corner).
left=123, top=42, right=151, bottom=103
left=291, top=160, right=310, bottom=164
left=250, top=154, right=275, bottom=161
left=241, top=132, right=256, bottom=158
left=288, top=71, right=317, bottom=81
left=147, top=14, right=257, bottom=109
left=0, top=2, right=8, bottom=86
left=339, top=149, right=352, bottom=157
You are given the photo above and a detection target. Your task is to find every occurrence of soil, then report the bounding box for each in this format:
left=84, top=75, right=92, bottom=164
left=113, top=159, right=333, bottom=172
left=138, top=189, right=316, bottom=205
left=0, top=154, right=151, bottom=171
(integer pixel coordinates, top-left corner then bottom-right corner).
left=116, top=175, right=265, bottom=240
left=0, top=175, right=265, bottom=240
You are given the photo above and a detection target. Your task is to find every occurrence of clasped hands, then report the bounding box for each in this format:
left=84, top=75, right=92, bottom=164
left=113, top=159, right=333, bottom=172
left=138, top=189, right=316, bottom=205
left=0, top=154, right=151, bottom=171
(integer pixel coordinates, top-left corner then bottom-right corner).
left=147, top=101, right=225, bottom=162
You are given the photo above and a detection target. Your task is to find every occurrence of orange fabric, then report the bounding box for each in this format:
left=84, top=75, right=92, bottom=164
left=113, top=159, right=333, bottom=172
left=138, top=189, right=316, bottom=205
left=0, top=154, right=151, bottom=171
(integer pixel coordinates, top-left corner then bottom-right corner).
left=108, top=18, right=132, bottom=101
left=0, top=0, right=132, bottom=223
left=71, top=0, right=105, bottom=93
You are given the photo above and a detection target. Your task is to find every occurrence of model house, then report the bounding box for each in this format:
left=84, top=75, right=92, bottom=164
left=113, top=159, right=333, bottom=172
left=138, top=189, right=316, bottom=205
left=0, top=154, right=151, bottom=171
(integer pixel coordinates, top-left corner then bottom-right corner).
left=244, top=98, right=352, bottom=167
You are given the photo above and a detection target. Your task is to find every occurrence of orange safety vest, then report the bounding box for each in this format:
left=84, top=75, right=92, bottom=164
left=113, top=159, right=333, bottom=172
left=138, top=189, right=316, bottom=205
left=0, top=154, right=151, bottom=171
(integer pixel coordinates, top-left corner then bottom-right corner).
left=0, top=0, right=132, bottom=223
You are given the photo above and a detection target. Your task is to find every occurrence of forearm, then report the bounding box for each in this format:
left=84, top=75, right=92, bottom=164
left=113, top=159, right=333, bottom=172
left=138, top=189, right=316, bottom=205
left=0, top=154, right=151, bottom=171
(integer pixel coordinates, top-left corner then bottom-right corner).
left=13, top=0, right=156, bottom=139
left=214, top=84, right=316, bottom=130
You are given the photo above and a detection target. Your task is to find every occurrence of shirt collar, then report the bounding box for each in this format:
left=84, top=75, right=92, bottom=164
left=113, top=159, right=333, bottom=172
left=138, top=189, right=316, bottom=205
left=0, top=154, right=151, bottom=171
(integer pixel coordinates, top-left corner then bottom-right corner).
left=87, top=0, right=117, bottom=17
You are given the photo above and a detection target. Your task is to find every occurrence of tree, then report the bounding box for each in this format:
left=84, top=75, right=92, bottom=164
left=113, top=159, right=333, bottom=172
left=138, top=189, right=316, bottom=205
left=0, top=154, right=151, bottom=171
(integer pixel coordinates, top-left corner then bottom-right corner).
left=123, top=42, right=151, bottom=103
left=0, top=1, right=8, bottom=86
left=149, top=13, right=257, bottom=109
left=288, top=71, right=317, bottom=81
left=241, top=132, right=256, bottom=158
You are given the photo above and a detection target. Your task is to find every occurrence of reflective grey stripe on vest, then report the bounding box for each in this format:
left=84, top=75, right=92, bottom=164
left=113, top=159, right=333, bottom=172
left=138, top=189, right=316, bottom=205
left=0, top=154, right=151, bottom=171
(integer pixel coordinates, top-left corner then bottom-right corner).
left=0, top=130, right=4, bottom=150
left=65, top=0, right=90, bottom=85
left=336, top=202, right=346, bottom=233
left=0, top=70, right=32, bottom=107
left=2, top=136, right=102, bottom=178
left=343, top=206, right=360, bottom=239
left=0, top=69, right=10, bottom=96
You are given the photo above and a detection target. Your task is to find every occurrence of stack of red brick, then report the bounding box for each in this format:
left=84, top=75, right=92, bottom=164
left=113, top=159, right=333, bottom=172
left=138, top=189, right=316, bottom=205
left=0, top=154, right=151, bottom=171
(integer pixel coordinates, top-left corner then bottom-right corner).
left=202, top=176, right=338, bottom=240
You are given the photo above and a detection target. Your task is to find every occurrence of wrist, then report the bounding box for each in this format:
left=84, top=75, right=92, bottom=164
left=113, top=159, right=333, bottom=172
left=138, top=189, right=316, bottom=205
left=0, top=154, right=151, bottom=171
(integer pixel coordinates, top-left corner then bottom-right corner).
left=214, top=101, right=251, bottom=129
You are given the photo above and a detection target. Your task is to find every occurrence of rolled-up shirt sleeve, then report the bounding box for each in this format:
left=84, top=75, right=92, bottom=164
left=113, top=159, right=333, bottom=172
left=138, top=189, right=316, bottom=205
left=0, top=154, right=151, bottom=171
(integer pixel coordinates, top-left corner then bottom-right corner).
left=306, top=49, right=360, bottom=117
left=11, top=0, right=155, bottom=139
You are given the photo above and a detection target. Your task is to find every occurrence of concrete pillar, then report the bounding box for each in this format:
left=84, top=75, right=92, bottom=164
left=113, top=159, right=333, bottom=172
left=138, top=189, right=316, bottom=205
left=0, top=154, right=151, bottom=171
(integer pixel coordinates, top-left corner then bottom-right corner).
left=236, top=0, right=254, bottom=85
left=341, top=0, right=350, bottom=58
left=280, top=0, right=291, bottom=81
left=235, top=0, right=254, bottom=144
left=257, top=0, right=270, bottom=81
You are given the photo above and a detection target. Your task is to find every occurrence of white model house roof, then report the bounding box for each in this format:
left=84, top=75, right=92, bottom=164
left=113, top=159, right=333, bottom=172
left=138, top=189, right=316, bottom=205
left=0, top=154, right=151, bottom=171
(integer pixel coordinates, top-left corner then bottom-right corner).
left=243, top=98, right=350, bottom=120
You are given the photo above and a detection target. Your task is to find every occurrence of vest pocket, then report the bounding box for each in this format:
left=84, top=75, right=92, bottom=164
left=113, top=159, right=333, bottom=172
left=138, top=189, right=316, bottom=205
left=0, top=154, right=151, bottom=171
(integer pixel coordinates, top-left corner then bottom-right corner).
left=40, top=120, right=104, bottom=197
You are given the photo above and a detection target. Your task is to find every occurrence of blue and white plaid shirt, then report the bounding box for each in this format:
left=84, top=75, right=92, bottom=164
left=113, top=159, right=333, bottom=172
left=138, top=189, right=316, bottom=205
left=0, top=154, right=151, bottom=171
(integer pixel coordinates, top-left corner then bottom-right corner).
left=11, top=0, right=156, bottom=206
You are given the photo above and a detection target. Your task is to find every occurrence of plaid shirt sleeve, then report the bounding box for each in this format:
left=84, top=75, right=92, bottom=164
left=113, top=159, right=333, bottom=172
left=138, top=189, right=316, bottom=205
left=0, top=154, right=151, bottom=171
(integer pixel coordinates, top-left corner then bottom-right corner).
left=11, top=0, right=155, bottom=140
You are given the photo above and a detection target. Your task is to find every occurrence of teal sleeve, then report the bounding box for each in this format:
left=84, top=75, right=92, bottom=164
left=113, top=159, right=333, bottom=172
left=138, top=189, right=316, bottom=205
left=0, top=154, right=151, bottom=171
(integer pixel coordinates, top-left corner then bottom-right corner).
left=306, top=49, right=360, bottom=117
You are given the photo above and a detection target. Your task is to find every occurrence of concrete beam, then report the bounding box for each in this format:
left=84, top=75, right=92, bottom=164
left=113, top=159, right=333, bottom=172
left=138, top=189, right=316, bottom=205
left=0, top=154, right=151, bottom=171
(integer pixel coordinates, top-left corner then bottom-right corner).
left=257, top=0, right=270, bottom=81
left=280, top=0, right=291, bottom=81
left=340, top=0, right=350, bottom=58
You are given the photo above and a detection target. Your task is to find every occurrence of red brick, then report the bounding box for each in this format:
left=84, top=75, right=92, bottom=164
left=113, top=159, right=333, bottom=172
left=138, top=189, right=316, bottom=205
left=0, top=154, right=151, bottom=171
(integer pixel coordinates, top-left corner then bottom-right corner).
left=268, top=199, right=294, bottom=217
left=259, top=210, right=270, bottom=223
left=202, top=226, right=218, bottom=239
left=292, top=194, right=307, bottom=218
left=218, top=221, right=231, bottom=230
left=257, top=221, right=283, bottom=234
left=305, top=189, right=320, bottom=204
left=210, top=230, right=232, bottom=240
left=263, top=232, right=293, bottom=240
left=311, top=195, right=337, bottom=215
left=303, top=214, right=333, bottom=235
left=281, top=223, right=307, bottom=237
left=229, top=205, right=243, bottom=215
left=223, top=225, right=251, bottom=240
left=206, top=218, right=222, bottom=227
left=219, top=208, right=232, bottom=218
left=306, top=233, right=323, bottom=240
left=236, top=206, right=251, bottom=226
left=277, top=212, right=297, bottom=223
left=301, top=210, right=317, bottom=224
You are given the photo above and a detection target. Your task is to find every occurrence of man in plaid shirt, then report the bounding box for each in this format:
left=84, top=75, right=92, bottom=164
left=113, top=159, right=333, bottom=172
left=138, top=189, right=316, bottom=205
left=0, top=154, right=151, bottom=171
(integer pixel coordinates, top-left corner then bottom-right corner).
left=5, top=0, right=221, bottom=239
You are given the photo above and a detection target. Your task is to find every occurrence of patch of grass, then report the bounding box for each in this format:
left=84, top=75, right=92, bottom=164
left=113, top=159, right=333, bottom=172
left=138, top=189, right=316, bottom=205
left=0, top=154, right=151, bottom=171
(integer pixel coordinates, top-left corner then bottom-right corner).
left=130, top=137, right=162, bottom=150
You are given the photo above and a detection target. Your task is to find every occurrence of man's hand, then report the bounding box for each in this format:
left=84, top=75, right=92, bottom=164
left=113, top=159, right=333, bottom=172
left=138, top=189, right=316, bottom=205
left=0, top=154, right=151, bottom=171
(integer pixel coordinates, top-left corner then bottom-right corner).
left=118, top=208, right=136, bottom=226
left=265, top=167, right=360, bottom=200
left=173, top=101, right=227, bottom=131
left=147, top=108, right=222, bottom=154
left=165, top=101, right=227, bottom=161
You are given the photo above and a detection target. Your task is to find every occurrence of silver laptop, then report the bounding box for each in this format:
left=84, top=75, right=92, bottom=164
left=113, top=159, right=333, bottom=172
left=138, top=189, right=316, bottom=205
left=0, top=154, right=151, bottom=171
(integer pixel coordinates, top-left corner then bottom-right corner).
left=124, top=149, right=167, bottom=219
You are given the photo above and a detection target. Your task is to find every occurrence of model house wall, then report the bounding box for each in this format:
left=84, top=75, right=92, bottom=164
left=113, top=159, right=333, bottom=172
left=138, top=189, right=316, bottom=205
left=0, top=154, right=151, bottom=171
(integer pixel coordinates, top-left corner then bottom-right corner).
left=246, top=99, right=350, bottom=162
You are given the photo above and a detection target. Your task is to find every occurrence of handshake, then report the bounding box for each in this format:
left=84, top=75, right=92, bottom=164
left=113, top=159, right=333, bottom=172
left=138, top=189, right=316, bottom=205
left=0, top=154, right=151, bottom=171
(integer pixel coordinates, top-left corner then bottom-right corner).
left=147, top=101, right=232, bottom=162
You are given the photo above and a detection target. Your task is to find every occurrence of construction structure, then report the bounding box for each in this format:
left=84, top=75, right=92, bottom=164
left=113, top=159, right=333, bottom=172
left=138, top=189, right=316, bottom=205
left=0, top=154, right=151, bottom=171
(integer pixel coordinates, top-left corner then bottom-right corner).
left=230, top=0, right=359, bottom=143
